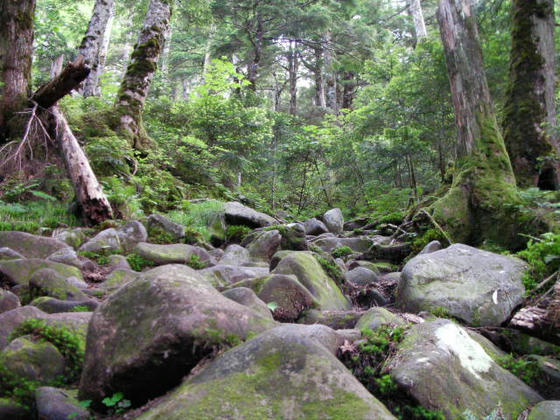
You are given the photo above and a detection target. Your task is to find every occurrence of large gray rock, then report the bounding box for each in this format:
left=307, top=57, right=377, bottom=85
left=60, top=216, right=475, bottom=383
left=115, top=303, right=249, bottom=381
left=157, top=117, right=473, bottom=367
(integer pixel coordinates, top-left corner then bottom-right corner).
left=528, top=401, right=560, bottom=420
left=224, top=201, right=276, bottom=228
left=1, top=336, right=65, bottom=383
left=30, top=297, right=98, bottom=314
left=133, top=242, right=213, bottom=267
left=79, top=265, right=276, bottom=406
left=100, top=269, right=137, bottom=293
left=345, top=267, right=379, bottom=287
left=35, top=387, right=89, bottom=420
left=323, top=208, right=344, bottom=234
left=0, top=306, right=46, bottom=350
left=298, top=309, right=363, bottom=330
left=272, top=252, right=351, bottom=311
left=245, top=230, right=281, bottom=263
left=0, top=247, right=24, bottom=260
left=0, top=290, right=19, bottom=313
left=355, top=307, right=407, bottom=331
left=29, top=269, right=89, bottom=301
left=310, top=236, right=388, bottom=254
left=52, top=228, right=88, bottom=250
left=397, top=244, right=527, bottom=326
left=304, top=218, right=329, bottom=235
left=199, top=265, right=269, bottom=288
left=0, top=231, right=71, bottom=259
left=78, top=228, right=121, bottom=253
left=222, top=287, right=273, bottom=320
left=138, top=324, right=396, bottom=420
left=219, top=244, right=251, bottom=266
left=116, top=221, right=148, bottom=252
left=147, top=214, right=185, bottom=242
left=46, top=247, right=83, bottom=269
left=0, top=259, right=83, bottom=287
left=386, top=319, right=542, bottom=419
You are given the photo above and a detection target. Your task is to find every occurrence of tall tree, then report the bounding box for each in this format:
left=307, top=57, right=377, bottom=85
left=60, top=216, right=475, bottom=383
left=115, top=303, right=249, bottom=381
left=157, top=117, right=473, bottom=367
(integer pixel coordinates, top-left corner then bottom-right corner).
left=432, top=0, right=525, bottom=247
left=503, top=0, right=559, bottom=189
left=79, top=0, right=116, bottom=97
left=0, top=0, right=36, bottom=139
left=115, top=0, right=173, bottom=149
left=409, top=0, right=427, bottom=42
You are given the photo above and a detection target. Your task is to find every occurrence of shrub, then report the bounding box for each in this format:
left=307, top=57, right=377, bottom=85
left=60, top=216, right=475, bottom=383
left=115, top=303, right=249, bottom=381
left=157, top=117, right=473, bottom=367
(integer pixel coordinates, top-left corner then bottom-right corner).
left=516, top=232, right=560, bottom=293
left=332, top=246, right=354, bottom=258
left=126, top=254, right=155, bottom=272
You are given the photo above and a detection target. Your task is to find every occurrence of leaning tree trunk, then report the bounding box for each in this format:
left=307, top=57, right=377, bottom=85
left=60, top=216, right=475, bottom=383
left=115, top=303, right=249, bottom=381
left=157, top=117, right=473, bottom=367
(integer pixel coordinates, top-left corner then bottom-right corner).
left=115, top=0, right=172, bottom=150
left=0, top=0, right=36, bottom=139
left=503, top=0, right=559, bottom=190
left=432, top=0, right=529, bottom=248
left=79, top=0, right=115, bottom=97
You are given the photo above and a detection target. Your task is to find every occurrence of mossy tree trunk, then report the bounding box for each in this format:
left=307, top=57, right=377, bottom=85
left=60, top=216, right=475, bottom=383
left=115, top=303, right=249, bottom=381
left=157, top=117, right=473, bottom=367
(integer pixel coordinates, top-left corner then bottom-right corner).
left=0, top=0, right=36, bottom=140
left=115, top=0, right=172, bottom=150
left=78, top=0, right=115, bottom=97
left=503, top=0, right=559, bottom=190
left=433, top=0, right=528, bottom=248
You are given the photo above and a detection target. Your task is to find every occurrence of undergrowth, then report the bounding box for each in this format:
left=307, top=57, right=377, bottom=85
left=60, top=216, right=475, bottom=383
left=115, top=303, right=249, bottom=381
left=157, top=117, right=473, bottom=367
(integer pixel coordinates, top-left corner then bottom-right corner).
left=515, top=232, right=560, bottom=293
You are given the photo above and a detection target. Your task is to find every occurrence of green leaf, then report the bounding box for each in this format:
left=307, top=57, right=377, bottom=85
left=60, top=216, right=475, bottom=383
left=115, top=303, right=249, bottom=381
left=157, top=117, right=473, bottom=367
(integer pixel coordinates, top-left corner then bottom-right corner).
left=267, top=302, right=278, bottom=312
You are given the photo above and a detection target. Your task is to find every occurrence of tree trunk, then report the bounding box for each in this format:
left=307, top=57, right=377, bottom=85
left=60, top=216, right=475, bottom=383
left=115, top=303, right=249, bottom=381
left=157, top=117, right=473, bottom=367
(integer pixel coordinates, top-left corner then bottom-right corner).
left=95, top=8, right=114, bottom=96
left=409, top=0, right=427, bottom=42
left=503, top=0, right=559, bottom=189
left=0, top=0, right=36, bottom=139
left=288, top=41, right=299, bottom=116
left=247, top=16, right=264, bottom=92
left=432, top=0, right=526, bottom=248
left=314, top=46, right=327, bottom=109
left=79, top=0, right=115, bottom=97
left=324, top=33, right=337, bottom=112
left=341, top=71, right=356, bottom=110
left=115, top=0, right=173, bottom=150
left=49, top=106, right=114, bottom=225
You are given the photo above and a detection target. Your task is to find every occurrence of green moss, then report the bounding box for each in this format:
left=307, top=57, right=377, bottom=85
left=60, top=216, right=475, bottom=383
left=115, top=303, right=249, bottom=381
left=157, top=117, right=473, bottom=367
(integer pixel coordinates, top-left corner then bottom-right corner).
left=332, top=246, right=354, bottom=258
left=126, top=253, right=156, bottom=271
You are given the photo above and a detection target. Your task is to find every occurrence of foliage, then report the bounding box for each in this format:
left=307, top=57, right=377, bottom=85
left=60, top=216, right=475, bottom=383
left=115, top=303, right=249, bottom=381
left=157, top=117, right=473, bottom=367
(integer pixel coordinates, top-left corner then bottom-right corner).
left=126, top=253, right=156, bottom=272
left=332, top=246, right=354, bottom=259
left=313, top=253, right=344, bottom=286
left=186, top=254, right=207, bottom=270
left=102, top=392, right=132, bottom=416
left=166, top=200, right=226, bottom=243
left=0, top=199, right=79, bottom=233
left=78, top=249, right=122, bottom=266
left=225, top=225, right=252, bottom=243
left=516, top=232, right=560, bottom=293
left=497, top=354, right=542, bottom=389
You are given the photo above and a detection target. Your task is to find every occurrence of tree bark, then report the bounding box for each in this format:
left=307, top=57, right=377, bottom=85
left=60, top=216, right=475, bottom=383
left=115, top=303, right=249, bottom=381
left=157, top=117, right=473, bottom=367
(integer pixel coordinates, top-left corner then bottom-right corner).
left=32, top=56, right=90, bottom=109
left=49, top=106, right=114, bottom=225
left=247, top=15, right=264, bottom=92
left=432, top=0, right=526, bottom=248
left=341, top=71, right=356, bottom=110
left=115, top=0, right=173, bottom=150
left=0, top=0, right=36, bottom=139
left=409, top=0, right=427, bottom=41
left=79, top=0, right=115, bottom=97
left=288, top=41, right=299, bottom=116
left=503, top=0, right=559, bottom=189
left=313, top=46, right=327, bottom=109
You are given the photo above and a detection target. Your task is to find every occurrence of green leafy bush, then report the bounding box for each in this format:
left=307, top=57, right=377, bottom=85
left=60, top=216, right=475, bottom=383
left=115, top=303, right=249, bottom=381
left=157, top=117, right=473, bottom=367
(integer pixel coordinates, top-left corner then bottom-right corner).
left=225, top=225, right=252, bottom=243
left=516, top=232, right=560, bottom=293
left=126, top=253, right=156, bottom=272
left=332, top=246, right=354, bottom=258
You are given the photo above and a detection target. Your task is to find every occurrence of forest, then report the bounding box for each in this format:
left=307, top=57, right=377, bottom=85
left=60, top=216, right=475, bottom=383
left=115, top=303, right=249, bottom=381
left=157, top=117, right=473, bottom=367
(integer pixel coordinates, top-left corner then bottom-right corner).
left=0, top=0, right=559, bottom=419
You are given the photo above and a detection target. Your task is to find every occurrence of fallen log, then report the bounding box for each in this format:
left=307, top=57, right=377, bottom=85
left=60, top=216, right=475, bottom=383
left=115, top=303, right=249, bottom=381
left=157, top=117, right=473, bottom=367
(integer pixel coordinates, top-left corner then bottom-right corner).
left=32, top=55, right=90, bottom=109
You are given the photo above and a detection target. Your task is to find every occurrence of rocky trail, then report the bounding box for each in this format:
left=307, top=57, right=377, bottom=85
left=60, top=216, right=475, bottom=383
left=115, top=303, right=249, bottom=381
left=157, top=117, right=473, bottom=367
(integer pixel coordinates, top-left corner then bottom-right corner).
left=0, top=202, right=558, bottom=419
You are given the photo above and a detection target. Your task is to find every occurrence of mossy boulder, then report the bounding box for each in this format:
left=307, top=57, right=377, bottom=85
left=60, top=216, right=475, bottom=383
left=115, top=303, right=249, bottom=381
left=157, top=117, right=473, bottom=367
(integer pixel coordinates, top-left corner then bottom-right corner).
left=29, top=269, right=89, bottom=302
left=0, top=259, right=83, bottom=288
left=0, top=306, right=46, bottom=350
left=278, top=223, right=308, bottom=251
left=30, top=297, right=98, bottom=314
left=528, top=401, right=560, bottom=420
left=222, top=287, right=273, bottom=320
left=79, top=265, right=276, bottom=407
left=147, top=214, right=186, bottom=242
left=345, top=267, right=379, bottom=287
left=78, top=228, right=122, bottom=253
left=0, top=231, right=71, bottom=259
left=304, top=218, right=329, bottom=235
left=35, top=387, right=89, bottom=420
left=224, top=201, right=276, bottom=228
left=244, top=230, right=282, bottom=264
left=46, top=247, right=83, bottom=269
left=0, top=247, right=24, bottom=260
left=117, top=221, right=148, bottom=252
left=385, top=319, right=542, bottom=419
left=0, top=290, right=19, bottom=313
left=52, top=228, right=89, bottom=250
left=297, top=309, right=363, bottom=329
left=218, top=244, right=251, bottom=266
left=198, top=265, right=269, bottom=288
left=133, top=242, right=213, bottom=267
left=310, top=236, right=380, bottom=254
left=100, top=268, right=137, bottom=293
left=138, top=324, right=396, bottom=420
left=1, top=335, right=65, bottom=383
left=397, top=244, right=527, bottom=326
left=272, top=252, right=351, bottom=311
left=355, top=307, right=406, bottom=331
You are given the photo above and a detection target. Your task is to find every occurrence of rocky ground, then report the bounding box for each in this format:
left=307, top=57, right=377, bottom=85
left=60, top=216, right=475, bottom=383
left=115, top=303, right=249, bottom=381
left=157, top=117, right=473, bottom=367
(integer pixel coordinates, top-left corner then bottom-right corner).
left=0, top=202, right=558, bottom=419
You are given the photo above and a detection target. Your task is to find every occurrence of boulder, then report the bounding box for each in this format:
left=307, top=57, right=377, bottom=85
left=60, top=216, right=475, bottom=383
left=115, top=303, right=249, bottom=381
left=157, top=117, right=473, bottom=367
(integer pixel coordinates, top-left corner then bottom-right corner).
left=43, top=312, right=91, bottom=343
left=35, top=387, right=89, bottom=420
left=298, top=310, right=363, bottom=329
left=1, top=335, right=65, bottom=383
left=0, top=231, right=70, bottom=259
left=52, top=228, right=88, bottom=250
left=0, top=259, right=83, bottom=287
left=245, top=230, right=281, bottom=263
left=345, top=267, right=379, bottom=287
left=323, top=208, right=344, bottom=234
left=528, top=401, right=560, bottom=420
left=106, top=254, right=131, bottom=271
left=224, top=201, right=276, bottom=228
left=310, top=236, right=385, bottom=254
left=278, top=223, right=308, bottom=250
left=79, top=265, right=275, bottom=406
left=30, top=297, right=98, bottom=314
left=219, top=244, right=251, bottom=266
left=304, top=218, right=329, bottom=235
left=222, top=287, right=273, bottom=320
left=385, top=319, right=542, bottom=419
left=199, top=265, right=269, bottom=288
left=0, top=290, right=19, bottom=313
left=100, top=269, right=137, bottom=293
left=0, top=306, right=46, bottom=350
left=418, top=240, right=443, bottom=255
left=137, top=324, right=396, bottom=420
left=133, top=242, right=213, bottom=267
left=29, top=269, right=89, bottom=301
left=355, top=307, right=407, bottom=331
left=147, top=214, right=185, bottom=242
left=117, top=221, right=148, bottom=252
left=397, top=244, right=528, bottom=326
left=272, top=252, right=351, bottom=311
left=78, top=228, right=122, bottom=253
left=0, top=247, right=24, bottom=260
left=46, top=247, right=83, bottom=270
